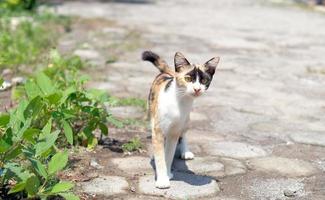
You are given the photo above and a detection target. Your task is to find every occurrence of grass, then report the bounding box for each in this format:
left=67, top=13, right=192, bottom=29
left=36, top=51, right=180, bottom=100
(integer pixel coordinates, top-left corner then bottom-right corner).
left=122, top=137, right=143, bottom=152
left=0, top=10, right=71, bottom=73
left=109, top=96, right=147, bottom=110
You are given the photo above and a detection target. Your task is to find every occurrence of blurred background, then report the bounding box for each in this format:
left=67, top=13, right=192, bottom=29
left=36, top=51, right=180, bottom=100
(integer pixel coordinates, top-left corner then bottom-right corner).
left=0, top=0, right=325, bottom=200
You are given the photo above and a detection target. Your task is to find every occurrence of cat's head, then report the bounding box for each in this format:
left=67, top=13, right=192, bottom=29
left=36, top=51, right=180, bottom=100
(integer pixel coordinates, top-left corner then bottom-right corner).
left=174, top=52, right=220, bottom=98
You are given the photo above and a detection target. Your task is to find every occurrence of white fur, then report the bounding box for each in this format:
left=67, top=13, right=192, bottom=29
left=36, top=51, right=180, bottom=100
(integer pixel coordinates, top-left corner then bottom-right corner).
left=185, top=74, right=206, bottom=96
left=155, top=79, right=198, bottom=187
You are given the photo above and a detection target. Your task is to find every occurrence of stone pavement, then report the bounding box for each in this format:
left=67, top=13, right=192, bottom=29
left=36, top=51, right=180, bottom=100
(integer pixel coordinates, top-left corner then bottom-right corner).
left=55, top=0, right=325, bottom=199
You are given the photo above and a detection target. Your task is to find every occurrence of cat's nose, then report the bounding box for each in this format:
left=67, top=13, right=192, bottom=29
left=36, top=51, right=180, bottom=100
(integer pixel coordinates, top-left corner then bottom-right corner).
left=194, top=88, right=201, bottom=93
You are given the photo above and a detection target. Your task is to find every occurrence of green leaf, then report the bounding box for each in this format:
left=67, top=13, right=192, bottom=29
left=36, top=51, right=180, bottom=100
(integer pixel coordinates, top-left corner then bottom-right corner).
left=62, top=120, right=73, bottom=145
left=0, top=139, right=11, bottom=153
left=87, top=137, right=98, bottom=150
left=25, top=175, right=40, bottom=196
left=41, top=118, right=52, bottom=137
left=5, top=145, right=22, bottom=161
left=35, top=130, right=59, bottom=156
left=16, top=118, right=32, bottom=140
left=36, top=72, right=55, bottom=95
left=0, top=114, right=10, bottom=127
left=62, top=109, right=76, bottom=119
left=0, top=78, right=3, bottom=86
left=29, top=158, right=48, bottom=179
left=59, top=193, right=80, bottom=200
left=46, top=92, right=63, bottom=105
left=23, top=96, right=44, bottom=119
left=50, top=182, right=74, bottom=194
left=8, top=182, right=26, bottom=194
left=14, top=99, right=28, bottom=122
left=25, top=80, right=42, bottom=99
left=48, top=150, right=68, bottom=175
left=22, top=128, right=39, bottom=144
left=11, top=86, right=26, bottom=101
left=99, top=123, right=108, bottom=136
left=86, top=89, right=108, bottom=103
left=5, top=163, right=31, bottom=181
left=60, top=86, right=76, bottom=104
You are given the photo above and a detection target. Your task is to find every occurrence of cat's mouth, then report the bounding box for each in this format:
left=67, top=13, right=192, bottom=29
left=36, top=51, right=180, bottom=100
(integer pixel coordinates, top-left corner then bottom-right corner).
left=192, top=92, right=202, bottom=97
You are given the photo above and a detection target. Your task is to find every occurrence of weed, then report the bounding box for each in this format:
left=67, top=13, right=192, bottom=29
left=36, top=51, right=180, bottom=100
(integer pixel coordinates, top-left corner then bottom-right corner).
left=0, top=10, right=71, bottom=72
left=122, top=137, right=143, bottom=152
left=0, top=0, right=38, bottom=11
left=0, top=50, right=116, bottom=199
left=109, top=96, right=147, bottom=110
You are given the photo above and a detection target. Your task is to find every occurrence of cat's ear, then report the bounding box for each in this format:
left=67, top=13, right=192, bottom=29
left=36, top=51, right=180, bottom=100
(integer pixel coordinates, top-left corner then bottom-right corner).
left=174, top=52, right=190, bottom=72
left=204, top=57, right=220, bottom=76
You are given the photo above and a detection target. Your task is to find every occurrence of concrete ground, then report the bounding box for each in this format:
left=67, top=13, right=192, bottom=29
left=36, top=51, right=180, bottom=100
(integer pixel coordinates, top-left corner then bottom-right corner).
left=54, top=0, right=325, bottom=199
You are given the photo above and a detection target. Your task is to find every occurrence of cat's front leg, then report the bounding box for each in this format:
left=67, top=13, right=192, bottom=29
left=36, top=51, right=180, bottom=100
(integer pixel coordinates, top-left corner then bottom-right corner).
left=179, top=136, right=194, bottom=160
left=152, top=123, right=170, bottom=189
left=165, top=133, right=180, bottom=180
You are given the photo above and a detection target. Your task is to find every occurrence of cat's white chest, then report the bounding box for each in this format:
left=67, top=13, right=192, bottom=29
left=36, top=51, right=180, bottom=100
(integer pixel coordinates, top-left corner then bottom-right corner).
left=158, top=81, right=193, bottom=135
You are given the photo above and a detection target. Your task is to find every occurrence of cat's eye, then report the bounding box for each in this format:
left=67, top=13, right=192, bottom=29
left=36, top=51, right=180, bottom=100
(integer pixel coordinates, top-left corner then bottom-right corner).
left=184, top=76, right=192, bottom=82
left=201, top=78, right=208, bottom=84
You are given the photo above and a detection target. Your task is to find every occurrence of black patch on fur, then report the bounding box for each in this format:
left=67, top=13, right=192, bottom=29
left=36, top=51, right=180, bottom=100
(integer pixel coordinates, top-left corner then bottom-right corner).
left=164, top=78, right=173, bottom=91
left=185, top=67, right=198, bottom=83
left=142, top=51, right=159, bottom=64
left=148, top=89, right=155, bottom=102
left=162, top=76, right=173, bottom=81
left=186, top=67, right=213, bottom=89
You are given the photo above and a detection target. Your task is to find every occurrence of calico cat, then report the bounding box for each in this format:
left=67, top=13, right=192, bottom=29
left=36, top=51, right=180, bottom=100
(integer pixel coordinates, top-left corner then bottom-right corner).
left=142, top=51, right=220, bottom=189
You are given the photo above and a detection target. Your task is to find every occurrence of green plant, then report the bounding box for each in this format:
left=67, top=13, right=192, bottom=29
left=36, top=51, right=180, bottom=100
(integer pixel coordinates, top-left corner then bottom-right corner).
left=0, top=101, right=78, bottom=199
left=122, top=137, right=143, bottom=152
left=109, top=96, right=146, bottom=110
left=0, top=10, right=71, bottom=72
left=0, top=51, right=115, bottom=199
left=0, top=0, right=38, bottom=11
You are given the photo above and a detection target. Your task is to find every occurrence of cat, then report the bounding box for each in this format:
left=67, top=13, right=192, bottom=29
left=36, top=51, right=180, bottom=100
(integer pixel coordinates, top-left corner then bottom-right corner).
left=142, top=51, right=220, bottom=189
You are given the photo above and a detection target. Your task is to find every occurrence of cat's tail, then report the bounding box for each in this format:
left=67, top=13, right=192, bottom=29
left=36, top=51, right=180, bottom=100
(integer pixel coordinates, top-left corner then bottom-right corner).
left=142, top=51, right=175, bottom=76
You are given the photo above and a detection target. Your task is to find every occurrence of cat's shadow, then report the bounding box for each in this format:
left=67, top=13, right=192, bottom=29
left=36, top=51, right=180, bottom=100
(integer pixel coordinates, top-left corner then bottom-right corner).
left=149, top=148, right=212, bottom=186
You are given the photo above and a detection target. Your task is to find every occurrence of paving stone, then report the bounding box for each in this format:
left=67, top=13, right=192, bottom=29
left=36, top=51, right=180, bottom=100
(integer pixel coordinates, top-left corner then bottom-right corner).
left=11, top=77, right=25, bottom=85
left=56, top=1, right=325, bottom=199
left=90, top=158, right=104, bottom=169
left=290, top=132, right=325, bottom=147
left=1, top=68, right=12, bottom=76
left=247, top=178, right=305, bottom=200
left=315, top=159, right=325, bottom=172
left=190, top=112, right=208, bottom=121
left=111, top=156, right=152, bottom=175
left=247, top=157, right=318, bottom=177
left=216, top=157, right=247, bottom=177
left=82, top=176, right=129, bottom=196
left=173, top=156, right=224, bottom=176
left=138, top=172, right=219, bottom=199
left=185, top=129, right=225, bottom=144
left=206, top=197, right=239, bottom=200
left=127, top=196, right=165, bottom=200
left=107, top=106, right=144, bottom=119
left=74, top=49, right=100, bottom=60
left=204, top=142, right=267, bottom=159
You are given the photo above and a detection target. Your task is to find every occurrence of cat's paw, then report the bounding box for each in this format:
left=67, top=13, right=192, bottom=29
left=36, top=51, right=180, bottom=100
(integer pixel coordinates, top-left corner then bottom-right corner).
left=168, top=172, right=174, bottom=180
left=155, top=176, right=170, bottom=189
left=181, top=151, right=194, bottom=160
